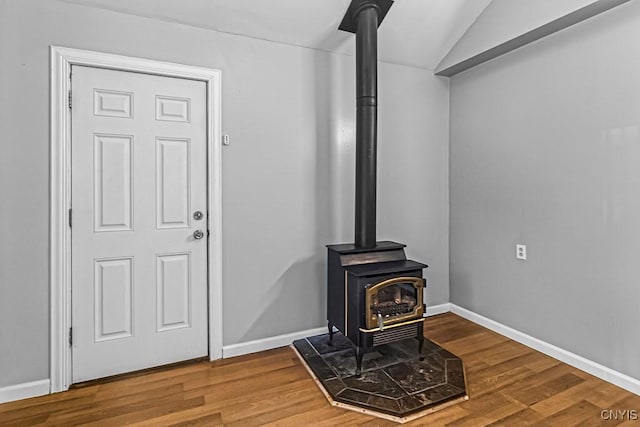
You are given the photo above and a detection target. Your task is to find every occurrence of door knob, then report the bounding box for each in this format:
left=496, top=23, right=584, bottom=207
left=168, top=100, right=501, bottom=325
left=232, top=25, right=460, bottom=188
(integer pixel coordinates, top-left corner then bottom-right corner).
left=193, top=229, right=204, bottom=240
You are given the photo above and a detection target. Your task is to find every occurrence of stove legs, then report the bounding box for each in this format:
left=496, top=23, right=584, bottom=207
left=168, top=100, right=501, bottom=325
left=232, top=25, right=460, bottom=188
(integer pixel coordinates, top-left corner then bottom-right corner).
left=327, top=321, right=334, bottom=346
left=344, top=322, right=424, bottom=377
left=355, top=346, right=364, bottom=377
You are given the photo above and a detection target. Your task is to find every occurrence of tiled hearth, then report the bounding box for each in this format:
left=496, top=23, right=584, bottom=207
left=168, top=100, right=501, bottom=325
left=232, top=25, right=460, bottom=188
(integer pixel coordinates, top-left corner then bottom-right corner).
left=293, top=332, right=468, bottom=422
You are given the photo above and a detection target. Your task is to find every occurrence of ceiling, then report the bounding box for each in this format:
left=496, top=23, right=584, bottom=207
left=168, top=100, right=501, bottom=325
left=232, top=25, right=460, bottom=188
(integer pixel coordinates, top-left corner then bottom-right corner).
left=59, top=0, right=492, bottom=70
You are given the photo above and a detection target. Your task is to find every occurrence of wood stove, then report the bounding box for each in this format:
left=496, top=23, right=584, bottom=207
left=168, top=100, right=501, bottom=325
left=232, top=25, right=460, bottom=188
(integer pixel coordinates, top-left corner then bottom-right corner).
left=326, top=0, right=428, bottom=376
left=327, top=242, right=427, bottom=376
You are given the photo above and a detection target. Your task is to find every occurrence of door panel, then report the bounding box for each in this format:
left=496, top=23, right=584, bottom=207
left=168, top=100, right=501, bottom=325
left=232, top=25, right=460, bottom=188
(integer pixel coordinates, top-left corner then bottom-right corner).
left=94, top=89, right=133, bottom=118
left=94, top=134, right=133, bottom=232
left=156, top=137, right=191, bottom=229
left=156, top=253, right=191, bottom=331
left=94, top=258, right=133, bottom=342
left=71, top=66, right=208, bottom=383
left=155, top=96, right=190, bottom=122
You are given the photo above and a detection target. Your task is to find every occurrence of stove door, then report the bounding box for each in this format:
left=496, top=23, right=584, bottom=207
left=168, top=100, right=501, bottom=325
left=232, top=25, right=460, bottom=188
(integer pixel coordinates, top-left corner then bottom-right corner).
left=365, top=276, right=425, bottom=330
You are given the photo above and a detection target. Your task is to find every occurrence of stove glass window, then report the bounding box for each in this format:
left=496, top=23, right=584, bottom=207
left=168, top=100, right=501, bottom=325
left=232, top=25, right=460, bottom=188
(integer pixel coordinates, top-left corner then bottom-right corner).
left=372, top=282, right=417, bottom=317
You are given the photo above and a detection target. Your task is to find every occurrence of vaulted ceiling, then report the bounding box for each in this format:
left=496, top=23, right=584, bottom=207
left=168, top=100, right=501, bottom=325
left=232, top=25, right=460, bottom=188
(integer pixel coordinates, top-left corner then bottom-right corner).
left=58, top=0, right=492, bottom=70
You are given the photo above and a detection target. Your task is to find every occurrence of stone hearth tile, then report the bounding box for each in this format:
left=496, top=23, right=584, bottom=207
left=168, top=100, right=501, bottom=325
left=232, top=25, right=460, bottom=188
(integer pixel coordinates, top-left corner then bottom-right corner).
left=322, top=377, right=346, bottom=396
left=305, top=355, right=337, bottom=381
left=338, top=388, right=401, bottom=414
left=446, top=358, right=466, bottom=390
left=358, top=347, right=402, bottom=371
left=372, top=341, right=417, bottom=366
left=322, top=349, right=357, bottom=377
left=384, top=355, right=446, bottom=394
left=322, top=345, right=413, bottom=377
left=308, top=333, right=352, bottom=354
left=422, top=338, right=445, bottom=355
left=374, top=337, right=447, bottom=362
left=292, top=338, right=318, bottom=359
left=342, top=370, right=406, bottom=398
left=397, top=395, right=424, bottom=413
left=366, top=393, right=403, bottom=414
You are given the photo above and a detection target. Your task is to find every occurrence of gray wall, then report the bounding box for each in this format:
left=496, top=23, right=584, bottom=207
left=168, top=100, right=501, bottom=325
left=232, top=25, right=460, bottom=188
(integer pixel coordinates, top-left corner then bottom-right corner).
left=450, top=1, right=640, bottom=379
left=0, top=0, right=449, bottom=387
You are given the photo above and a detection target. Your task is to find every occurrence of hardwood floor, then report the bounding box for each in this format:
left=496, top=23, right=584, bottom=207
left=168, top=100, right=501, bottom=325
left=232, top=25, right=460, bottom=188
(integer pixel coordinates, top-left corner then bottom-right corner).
left=1, top=313, right=639, bottom=426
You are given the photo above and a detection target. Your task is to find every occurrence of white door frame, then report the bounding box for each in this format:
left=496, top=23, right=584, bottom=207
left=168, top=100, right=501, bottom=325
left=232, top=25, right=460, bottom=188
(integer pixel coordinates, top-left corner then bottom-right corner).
left=49, top=46, right=223, bottom=393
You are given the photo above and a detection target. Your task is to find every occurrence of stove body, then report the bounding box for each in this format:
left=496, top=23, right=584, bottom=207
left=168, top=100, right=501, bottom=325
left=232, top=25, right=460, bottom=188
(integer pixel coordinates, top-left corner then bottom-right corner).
left=327, top=241, right=427, bottom=375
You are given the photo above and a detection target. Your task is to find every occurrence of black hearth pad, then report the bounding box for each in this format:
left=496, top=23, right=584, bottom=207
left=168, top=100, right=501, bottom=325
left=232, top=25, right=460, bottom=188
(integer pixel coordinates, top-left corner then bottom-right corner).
left=292, top=333, right=467, bottom=420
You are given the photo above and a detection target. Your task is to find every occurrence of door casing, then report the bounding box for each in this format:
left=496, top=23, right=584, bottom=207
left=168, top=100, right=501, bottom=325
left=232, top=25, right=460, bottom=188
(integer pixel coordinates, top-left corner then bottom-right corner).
left=50, top=46, right=223, bottom=392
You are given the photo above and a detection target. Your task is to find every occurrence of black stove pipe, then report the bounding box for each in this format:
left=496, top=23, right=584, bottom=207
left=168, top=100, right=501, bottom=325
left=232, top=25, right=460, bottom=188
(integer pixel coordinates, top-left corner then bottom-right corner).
left=339, top=0, right=392, bottom=248
left=354, top=4, right=379, bottom=249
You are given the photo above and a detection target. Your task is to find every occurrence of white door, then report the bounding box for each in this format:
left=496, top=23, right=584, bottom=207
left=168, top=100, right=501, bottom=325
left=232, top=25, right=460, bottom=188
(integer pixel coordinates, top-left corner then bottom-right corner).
left=71, top=66, right=208, bottom=383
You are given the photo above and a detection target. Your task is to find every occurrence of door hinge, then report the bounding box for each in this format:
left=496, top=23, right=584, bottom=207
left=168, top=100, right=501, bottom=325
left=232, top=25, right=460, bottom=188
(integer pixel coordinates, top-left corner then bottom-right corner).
left=68, top=327, right=73, bottom=346
left=68, top=208, right=72, bottom=227
left=207, top=229, right=210, bottom=238
left=68, top=90, right=72, bottom=109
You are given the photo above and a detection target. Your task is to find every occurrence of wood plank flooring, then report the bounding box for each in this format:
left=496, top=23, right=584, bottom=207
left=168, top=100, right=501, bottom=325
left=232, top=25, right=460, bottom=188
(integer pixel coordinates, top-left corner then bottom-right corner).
left=1, top=313, right=639, bottom=426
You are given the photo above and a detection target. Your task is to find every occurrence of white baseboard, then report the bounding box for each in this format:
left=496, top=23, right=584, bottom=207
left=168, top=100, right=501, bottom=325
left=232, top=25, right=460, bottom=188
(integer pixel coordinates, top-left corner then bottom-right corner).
left=425, top=303, right=452, bottom=317
left=222, top=326, right=328, bottom=358
left=0, top=379, right=50, bottom=404
left=449, top=304, right=640, bottom=396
